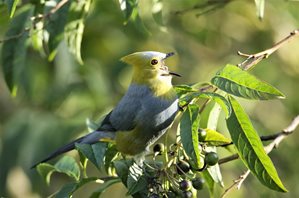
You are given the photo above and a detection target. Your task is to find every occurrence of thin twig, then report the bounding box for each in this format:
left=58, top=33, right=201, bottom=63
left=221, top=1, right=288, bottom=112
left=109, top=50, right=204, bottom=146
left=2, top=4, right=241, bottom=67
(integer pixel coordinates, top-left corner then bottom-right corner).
left=0, top=0, right=70, bottom=43
left=238, top=29, right=299, bottom=70
left=220, top=170, right=250, bottom=198
left=220, top=115, right=299, bottom=197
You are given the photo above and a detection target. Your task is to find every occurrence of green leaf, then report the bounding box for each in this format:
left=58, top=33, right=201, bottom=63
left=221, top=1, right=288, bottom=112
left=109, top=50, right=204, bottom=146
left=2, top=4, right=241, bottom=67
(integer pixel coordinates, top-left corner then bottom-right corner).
left=44, top=0, right=71, bottom=61
left=90, top=178, right=121, bottom=198
left=126, top=162, right=148, bottom=196
left=180, top=104, right=203, bottom=169
left=114, top=159, right=133, bottom=185
left=54, top=156, right=80, bottom=181
left=255, top=0, right=265, bottom=20
left=211, top=64, right=285, bottom=100
left=1, top=6, right=33, bottom=92
left=104, top=144, right=119, bottom=173
left=75, top=142, right=107, bottom=170
left=37, top=156, right=80, bottom=185
left=37, top=163, right=55, bottom=185
left=226, top=96, right=287, bottom=192
left=5, top=0, right=20, bottom=18
left=205, top=103, right=224, bottom=188
left=174, top=84, right=196, bottom=97
left=55, top=177, right=98, bottom=198
left=203, top=128, right=231, bottom=146
left=180, top=92, right=231, bottom=117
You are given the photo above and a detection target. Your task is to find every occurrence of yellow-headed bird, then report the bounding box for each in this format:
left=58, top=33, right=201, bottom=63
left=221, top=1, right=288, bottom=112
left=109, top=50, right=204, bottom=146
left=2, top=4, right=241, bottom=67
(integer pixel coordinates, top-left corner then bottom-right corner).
left=32, top=51, right=180, bottom=168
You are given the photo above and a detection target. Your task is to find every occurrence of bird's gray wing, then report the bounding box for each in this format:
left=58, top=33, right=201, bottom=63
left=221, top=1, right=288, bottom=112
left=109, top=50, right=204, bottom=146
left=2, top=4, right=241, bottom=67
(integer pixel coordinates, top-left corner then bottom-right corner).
left=98, top=84, right=150, bottom=132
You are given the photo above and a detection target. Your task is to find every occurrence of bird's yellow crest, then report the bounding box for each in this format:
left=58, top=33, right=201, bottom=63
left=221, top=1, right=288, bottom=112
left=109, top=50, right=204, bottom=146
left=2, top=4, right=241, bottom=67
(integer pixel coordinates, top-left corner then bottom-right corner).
left=121, top=51, right=180, bottom=98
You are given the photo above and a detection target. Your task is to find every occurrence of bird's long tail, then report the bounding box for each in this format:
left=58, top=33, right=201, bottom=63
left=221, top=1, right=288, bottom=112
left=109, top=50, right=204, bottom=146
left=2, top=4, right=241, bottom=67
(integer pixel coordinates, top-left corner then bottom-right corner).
left=31, top=131, right=115, bottom=169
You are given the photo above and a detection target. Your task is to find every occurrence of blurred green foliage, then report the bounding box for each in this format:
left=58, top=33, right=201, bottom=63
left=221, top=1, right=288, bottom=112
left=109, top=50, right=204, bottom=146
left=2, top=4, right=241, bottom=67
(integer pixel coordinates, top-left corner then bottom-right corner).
left=1, top=0, right=299, bottom=197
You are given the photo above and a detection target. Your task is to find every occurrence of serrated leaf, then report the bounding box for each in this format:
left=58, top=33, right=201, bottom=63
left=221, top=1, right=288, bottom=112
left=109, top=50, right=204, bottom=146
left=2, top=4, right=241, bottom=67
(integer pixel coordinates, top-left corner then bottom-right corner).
left=180, top=92, right=231, bottom=117
left=54, top=156, right=80, bottom=181
left=37, top=163, right=55, bottom=185
left=255, top=0, right=265, bottom=20
left=226, top=96, right=287, bottom=192
left=5, top=0, right=20, bottom=18
left=1, top=6, right=33, bottom=92
left=180, top=104, right=203, bottom=169
left=203, top=128, right=231, bottom=146
left=90, top=178, right=121, bottom=198
left=211, top=64, right=285, bottom=100
left=75, top=142, right=107, bottom=170
left=55, top=177, right=98, bottom=198
left=44, top=0, right=71, bottom=61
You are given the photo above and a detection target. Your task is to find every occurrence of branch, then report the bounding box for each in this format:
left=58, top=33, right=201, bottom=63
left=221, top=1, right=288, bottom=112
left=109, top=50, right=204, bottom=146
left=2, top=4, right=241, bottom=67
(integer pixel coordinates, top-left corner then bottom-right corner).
left=0, top=0, right=70, bottom=43
left=238, top=29, right=299, bottom=70
left=219, top=115, right=299, bottom=197
left=219, top=115, right=299, bottom=165
left=220, top=170, right=250, bottom=198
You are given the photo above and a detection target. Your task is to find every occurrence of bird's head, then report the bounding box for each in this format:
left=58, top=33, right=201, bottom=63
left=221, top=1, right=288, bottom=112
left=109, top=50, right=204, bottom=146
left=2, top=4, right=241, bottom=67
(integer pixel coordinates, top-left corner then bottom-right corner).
left=121, top=51, right=180, bottom=85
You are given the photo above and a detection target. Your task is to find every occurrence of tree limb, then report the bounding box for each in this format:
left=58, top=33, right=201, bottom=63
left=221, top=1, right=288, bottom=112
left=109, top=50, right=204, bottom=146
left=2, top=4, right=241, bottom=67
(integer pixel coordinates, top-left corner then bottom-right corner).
left=238, top=29, right=299, bottom=70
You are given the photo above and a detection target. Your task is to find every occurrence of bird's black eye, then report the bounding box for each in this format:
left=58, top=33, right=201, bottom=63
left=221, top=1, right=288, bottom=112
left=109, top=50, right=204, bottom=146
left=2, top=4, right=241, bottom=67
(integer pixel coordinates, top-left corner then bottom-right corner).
left=151, top=59, right=159, bottom=65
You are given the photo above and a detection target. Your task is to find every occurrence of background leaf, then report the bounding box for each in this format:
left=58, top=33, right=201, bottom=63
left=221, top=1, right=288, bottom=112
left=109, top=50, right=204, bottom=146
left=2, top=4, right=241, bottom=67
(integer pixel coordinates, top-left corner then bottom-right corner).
left=5, top=0, right=20, bottom=18
left=211, top=64, right=285, bottom=100
left=226, top=96, right=287, bottom=192
left=44, top=0, right=71, bottom=61
left=1, top=5, right=33, bottom=92
left=255, top=0, right=265, bottom=20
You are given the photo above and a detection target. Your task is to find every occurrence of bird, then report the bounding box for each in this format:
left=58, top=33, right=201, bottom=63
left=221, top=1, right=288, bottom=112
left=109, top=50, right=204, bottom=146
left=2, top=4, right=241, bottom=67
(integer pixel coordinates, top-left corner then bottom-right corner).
left=31, top=51, right=181, bottom=168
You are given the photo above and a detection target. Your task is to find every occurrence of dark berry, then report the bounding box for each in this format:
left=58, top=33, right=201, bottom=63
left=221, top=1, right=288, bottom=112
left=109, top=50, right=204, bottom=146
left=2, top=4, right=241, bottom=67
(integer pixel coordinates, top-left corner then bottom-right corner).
left=153, top=143, right=165, bottom=155
left=181, top=190, right=193, bottom=198
left=198, top=129, right=207, bottom=141
left=179, top=179, right=192, bottom=191
left=205, top=152, right=219, bottom=166
left=176, top=160, right=190, bottom=175
left=191, top=177, right=205, bottom=190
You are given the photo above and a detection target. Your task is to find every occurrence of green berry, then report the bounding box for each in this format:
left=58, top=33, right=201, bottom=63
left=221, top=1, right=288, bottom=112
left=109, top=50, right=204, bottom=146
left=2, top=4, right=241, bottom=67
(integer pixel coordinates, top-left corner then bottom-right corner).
left=153, top=143, right=165, bottom=155
left=176, top=160, right=190, bottom=175
left=198, top=129, right=207, bottom=141
left=205, top=152, right=219, bottom=166
left=179, top=180, right=192, bottom=191
left=191, top=177, right=205, bottom=190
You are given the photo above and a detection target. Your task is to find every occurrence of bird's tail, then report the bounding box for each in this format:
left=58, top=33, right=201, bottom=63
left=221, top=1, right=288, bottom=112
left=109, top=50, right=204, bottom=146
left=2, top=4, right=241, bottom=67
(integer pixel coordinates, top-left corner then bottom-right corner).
left=31, top=131, right=115, bottom=169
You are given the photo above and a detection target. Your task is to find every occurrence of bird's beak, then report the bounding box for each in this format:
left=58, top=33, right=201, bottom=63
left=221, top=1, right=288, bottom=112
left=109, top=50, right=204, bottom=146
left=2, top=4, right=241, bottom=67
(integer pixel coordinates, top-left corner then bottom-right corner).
left=164, top=52, right=175, bottom=60
left=163, top=52, right=181, bottom=77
